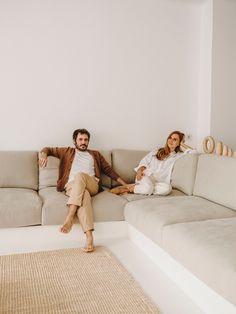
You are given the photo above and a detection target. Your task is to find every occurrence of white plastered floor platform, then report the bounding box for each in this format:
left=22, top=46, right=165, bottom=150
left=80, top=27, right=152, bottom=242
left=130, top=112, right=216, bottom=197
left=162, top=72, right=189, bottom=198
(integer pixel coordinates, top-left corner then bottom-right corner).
left=0, top=222, right=235, bottom=314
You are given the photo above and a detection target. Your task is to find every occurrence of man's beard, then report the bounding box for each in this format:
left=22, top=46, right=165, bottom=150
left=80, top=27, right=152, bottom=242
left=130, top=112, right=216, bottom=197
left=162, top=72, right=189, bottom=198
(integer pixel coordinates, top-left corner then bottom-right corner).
left=75, top=144, right=88, bottom=151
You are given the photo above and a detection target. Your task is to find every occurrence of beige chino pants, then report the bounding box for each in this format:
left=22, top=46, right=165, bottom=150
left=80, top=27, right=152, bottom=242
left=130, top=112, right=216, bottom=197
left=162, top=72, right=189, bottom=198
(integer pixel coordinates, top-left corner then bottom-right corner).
left=65, top=172, right=99, bottom=232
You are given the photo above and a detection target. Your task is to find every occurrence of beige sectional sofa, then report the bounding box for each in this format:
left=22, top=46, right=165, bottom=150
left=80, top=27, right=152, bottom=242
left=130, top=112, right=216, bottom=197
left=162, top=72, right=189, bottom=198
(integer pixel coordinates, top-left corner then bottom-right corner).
left=1, top=149, right=236, bottom=310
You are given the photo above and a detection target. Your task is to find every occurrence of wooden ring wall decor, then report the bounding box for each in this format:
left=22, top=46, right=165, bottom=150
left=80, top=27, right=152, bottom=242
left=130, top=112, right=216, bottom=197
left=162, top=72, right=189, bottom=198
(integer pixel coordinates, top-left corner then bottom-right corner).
left=203, top=136, right=215, bottom=153
left=222, top=145, right=228, bottom=156
left=203, top=136, right=236, bottom=157
left=216, top=141, right=223, bottom=155
left=228, top=148, right=233, bottom=157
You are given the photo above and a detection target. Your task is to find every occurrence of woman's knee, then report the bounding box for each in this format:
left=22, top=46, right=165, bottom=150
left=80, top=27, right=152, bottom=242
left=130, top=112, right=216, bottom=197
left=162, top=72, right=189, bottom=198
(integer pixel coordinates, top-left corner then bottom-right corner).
left=134, top=176, right=154, bottom=195
left=153, top=182, right=172, bottom=196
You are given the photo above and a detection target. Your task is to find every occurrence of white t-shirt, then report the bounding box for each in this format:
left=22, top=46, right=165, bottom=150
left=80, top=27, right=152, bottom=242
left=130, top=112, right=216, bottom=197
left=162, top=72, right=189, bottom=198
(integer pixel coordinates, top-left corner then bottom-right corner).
left=135, top=148, right=196, bottom=184
left=67, top=150, right=95, bottom=183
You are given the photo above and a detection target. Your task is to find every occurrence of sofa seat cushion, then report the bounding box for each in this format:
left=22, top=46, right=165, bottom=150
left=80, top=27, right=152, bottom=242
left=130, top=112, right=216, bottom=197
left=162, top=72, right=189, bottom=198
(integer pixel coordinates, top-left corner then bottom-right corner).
left=92, top=190, right=127, bottom=222
left=0, top=188, right=42, bottom=227
left=163, top=217, right=236, bottom=306
left=120, top=188, right=185, bottom=202
left=124, top=196, right=236, bottom=245
left=39, top=187, right=68, bottom=225
left=39, top=188, right=127, bottom=225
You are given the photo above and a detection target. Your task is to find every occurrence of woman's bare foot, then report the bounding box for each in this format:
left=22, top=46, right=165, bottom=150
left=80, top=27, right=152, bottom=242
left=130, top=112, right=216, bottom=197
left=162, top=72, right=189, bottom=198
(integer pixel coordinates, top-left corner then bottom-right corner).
left=81, top=231, right=94, bottom=253
left=60, top=217, right=73, bottom=233
left=110, top=186, right=129, bottom=195
left=110, top=184, right=135, bottom=195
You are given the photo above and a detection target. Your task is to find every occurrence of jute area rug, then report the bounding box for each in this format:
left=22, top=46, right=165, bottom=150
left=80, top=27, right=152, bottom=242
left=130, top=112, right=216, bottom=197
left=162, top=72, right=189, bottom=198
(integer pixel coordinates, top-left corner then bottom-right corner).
left=0, top=246, right=159, bottom=313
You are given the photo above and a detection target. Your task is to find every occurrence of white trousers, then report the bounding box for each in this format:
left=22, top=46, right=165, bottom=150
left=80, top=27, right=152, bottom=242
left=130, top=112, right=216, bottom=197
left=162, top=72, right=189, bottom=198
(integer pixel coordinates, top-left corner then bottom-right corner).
left=134, top=175, right=172, bottom=196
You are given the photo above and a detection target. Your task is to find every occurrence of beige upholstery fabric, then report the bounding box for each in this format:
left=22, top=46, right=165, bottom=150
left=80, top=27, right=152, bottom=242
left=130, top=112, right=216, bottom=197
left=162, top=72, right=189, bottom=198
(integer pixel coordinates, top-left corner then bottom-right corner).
left=99, top=150, right=112, bottom=188
left=163, top=217, right=236, bottom=306
left=111, top=149, right=148, bottom=187
left=92, top=191, right=127, bottom=222
left=39, top=151, right=112, bottom=189
left=124, top=196, right=236, bottom=245
left=0, top=188, right=42, bottom=227
left=171, top=153, right=198, bottom=195
left=193, top=154, right=236, bottom=211
left=39, top=187, right=68, bottom=225
left=0, top=151, right=38, bottom=190
left=40, top=188, right=127, bottom=225
left=39, top=156, right=59, bottom=189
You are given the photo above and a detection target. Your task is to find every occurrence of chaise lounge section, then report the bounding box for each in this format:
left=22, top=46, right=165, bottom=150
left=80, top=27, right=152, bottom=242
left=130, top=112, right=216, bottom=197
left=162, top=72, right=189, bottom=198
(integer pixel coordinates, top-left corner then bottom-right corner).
left=124, top=153, right=236, bottom=310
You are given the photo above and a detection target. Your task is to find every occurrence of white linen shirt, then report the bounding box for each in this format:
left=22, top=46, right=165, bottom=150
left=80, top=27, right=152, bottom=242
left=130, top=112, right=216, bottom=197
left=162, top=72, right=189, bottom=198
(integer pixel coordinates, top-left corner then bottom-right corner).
left=134, top=148, right=195, bottom=184
left=67, top=150, right=95, bottom=183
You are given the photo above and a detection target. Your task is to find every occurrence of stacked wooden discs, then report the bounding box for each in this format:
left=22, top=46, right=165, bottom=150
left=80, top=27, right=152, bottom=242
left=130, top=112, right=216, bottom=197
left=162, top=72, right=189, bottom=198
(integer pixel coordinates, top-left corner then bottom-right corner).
left=203, top=136, right=236, bottom=157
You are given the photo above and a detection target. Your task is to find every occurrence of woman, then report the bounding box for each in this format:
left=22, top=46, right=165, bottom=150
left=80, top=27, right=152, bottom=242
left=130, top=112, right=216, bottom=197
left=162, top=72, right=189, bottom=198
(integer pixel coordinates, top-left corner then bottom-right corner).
left=111, top=131, right=194, bottom=196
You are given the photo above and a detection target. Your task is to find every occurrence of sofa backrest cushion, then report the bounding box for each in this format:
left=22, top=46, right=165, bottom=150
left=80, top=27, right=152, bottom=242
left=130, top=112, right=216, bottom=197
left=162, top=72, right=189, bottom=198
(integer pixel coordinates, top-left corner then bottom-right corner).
left=39, top=150, right=112, bottom=189
left=171, top=153, right=199, bottom=195
left=111, top=149, right=148, bottom=187
left=0, top=151, right=38, bottom=190
left=39, top=156, right=59, bottom=189
left=99, top=150, right=112, bottom=188
left=193, top=154, right=236, bottom=211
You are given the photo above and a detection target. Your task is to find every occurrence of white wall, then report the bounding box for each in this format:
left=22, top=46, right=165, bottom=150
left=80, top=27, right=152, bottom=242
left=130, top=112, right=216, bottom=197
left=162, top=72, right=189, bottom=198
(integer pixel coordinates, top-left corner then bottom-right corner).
left=196, top=0, right=212, bottom=152
left=0, top=0, right=205, bottom=151
left=211, top=0, right=236, bottom=150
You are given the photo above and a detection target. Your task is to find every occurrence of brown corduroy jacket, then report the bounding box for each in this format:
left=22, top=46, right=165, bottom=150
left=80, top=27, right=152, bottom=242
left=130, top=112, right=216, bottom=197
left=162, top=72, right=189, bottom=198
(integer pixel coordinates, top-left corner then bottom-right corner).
left=41, top=147, right=120, bottom=192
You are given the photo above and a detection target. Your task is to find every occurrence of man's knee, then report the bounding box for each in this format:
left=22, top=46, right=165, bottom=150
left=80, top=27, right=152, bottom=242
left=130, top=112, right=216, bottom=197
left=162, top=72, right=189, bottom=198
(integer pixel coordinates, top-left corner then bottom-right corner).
left=154, top=182, right=172, bottom=196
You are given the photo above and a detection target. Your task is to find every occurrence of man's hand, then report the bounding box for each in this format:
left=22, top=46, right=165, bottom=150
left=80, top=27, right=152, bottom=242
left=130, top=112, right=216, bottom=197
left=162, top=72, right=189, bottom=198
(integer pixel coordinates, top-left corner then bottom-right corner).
left=126, top=183, right=135, bottom=193
left=117, top=177, right=127, bottom=186
left=38, top=152, right=48, bottom=168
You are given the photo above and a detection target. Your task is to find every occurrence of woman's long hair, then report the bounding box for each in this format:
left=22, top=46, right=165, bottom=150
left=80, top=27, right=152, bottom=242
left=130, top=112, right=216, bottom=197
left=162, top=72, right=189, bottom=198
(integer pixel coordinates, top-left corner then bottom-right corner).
left=156, top=131, right=185, bottom=160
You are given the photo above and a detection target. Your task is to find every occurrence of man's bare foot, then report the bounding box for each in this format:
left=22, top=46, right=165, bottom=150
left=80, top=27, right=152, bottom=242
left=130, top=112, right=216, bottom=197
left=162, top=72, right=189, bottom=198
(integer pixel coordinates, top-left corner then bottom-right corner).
left=82, top=231, right=94, bottom=253
left=81, top=244, right=94, bottom=253
left=60, top=217, right=73, bottom=233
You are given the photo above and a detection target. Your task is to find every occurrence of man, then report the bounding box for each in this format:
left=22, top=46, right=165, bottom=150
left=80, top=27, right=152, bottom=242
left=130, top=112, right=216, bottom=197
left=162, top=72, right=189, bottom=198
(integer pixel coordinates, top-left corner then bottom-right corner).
left=39, top=128, right=127, bottom=252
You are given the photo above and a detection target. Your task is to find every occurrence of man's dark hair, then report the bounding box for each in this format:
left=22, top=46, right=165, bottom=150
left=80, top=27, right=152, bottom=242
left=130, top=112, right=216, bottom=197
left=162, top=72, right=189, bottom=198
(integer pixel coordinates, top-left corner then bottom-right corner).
left=72, top=128, right=91, bottom=141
